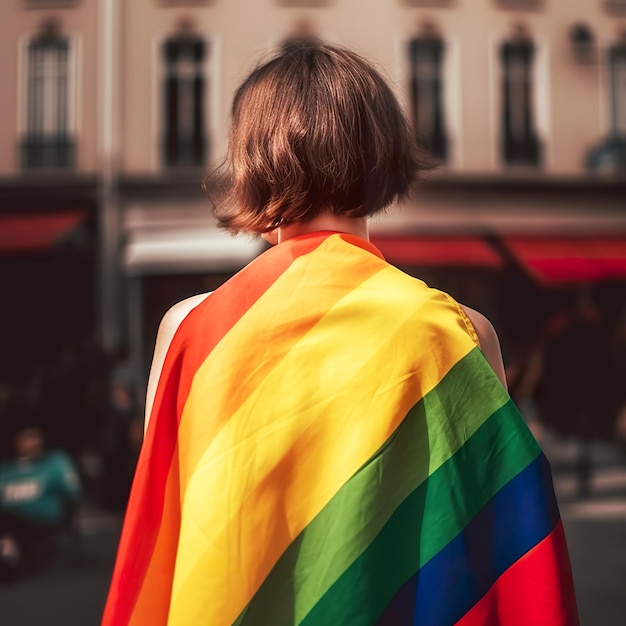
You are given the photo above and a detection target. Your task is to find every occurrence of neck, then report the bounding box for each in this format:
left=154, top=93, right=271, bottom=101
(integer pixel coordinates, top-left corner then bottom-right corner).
left=277, top=214, right=369, bottom=244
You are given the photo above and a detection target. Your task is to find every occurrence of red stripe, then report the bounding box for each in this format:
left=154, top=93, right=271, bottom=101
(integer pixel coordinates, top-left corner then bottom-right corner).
left=455, top=521, right=579, bottom=626
left=102, top=234, right=329, bottom=625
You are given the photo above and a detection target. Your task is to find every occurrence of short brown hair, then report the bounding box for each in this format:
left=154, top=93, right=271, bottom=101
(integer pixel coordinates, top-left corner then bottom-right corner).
left=207, top=42, right=434, bottom=235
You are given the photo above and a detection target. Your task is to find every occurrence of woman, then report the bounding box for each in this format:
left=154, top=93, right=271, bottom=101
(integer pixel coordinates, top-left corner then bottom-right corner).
left=103, top=43, right=578, bottom=625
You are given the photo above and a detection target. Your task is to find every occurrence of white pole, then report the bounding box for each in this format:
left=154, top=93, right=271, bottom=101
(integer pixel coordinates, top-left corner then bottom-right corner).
left=98, top=0, right=121, bottom=353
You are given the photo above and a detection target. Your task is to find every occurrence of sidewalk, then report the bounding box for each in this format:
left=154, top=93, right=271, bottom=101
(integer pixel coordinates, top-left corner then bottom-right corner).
left=1, top=430, right=625, bottom=625
left=539, top=424, right=626, bottom=516
left=0, top=507, right=122, bottom=626
left=537, top=424, right=626, bottom=626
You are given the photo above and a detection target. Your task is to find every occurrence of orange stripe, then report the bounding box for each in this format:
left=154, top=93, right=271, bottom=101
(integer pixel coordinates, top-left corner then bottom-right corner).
left=102, top=234, right=330, bottom=626
left=128, top=445, right=181, bottom=626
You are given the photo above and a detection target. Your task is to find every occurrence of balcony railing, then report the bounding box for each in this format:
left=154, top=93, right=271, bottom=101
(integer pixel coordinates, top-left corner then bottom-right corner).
left=162, top=134, right=207, bottom=169
left=20, top=136, right=76, bottom=170
left=502, top=135, right=542, bottom=168
left=23, top=0, right=80, bottom=7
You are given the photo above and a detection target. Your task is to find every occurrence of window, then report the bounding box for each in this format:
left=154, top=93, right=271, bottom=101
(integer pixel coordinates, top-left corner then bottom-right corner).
left=585, top=38, right=626, bottom=172
left=24, top=0, right=79, bottom=7
left=408, top=25, right=448, bottom=161
left=499, top=28, right=541, bottom=167
left=280, top=17, right=321, bottom=52
left=400, top=1, right=454, bottom=6
left=157, top=1, right=213, bottom=5
left=21, top=22, right=75, bottom=170
left=275, top=0, right=329, bottom=6
left=609, top=42, right=626, bottom=136
left=604, top=0, right=626, bottom=10
left=495, top=0, right=542, bottom=8
left=161, top=27, right=208, bottom=168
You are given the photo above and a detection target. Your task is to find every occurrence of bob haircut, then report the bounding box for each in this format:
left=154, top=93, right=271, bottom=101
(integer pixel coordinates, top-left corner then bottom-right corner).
left=208, top=41, right=435, bottom=235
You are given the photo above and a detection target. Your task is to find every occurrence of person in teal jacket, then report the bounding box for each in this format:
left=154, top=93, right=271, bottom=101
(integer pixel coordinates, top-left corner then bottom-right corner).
left=0, top=426, right=82, bottom=578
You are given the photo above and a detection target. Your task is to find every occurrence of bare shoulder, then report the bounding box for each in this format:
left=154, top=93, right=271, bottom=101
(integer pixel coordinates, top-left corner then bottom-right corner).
left=144, top=292, right=212, bottom=430
left=460, top=305, right=497, bottom=347
left=157, top=292, right=213, bottom=344
left=460, top=304, right=508, bottom=389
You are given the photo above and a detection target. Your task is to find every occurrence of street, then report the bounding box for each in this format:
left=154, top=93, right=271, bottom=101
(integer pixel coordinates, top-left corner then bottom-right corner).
left=1, top=430, right=625, bottom=626
left=544, top=430, right=626, bottom=626
left=0, top=507, right=121, bottom=626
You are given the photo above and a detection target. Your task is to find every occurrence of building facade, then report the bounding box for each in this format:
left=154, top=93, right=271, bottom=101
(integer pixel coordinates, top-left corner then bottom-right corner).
left=1, top=0, right=626, bottom=387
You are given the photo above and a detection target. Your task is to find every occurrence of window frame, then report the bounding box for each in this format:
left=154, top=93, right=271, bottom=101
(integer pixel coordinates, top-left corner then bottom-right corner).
left=23, top=0, right=80, bottom=8
left=496, top=31, right=545, bottom=168
left=608, top=42, right=626, bottom=136
left=157, top=28, right=215, bottom=170
left=407, top=28, right=449, bottom=162
left=17, top=26, right=79, bottom=170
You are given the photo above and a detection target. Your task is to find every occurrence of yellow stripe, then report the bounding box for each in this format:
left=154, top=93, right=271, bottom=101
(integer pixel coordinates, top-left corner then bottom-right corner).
left=166, top=260, right=477, bottom=624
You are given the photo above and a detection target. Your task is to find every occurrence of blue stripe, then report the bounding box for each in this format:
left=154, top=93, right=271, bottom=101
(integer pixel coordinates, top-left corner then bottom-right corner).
left=411, top=453, right=560, bottom=626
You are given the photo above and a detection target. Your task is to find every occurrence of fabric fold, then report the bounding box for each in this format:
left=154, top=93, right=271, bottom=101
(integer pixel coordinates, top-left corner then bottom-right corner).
left=102, top=232, right=578, bottom=626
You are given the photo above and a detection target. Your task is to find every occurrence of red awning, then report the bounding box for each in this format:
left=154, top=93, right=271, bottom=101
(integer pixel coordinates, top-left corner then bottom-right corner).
left=0, top=212, right=85, bottom=252
left=502, top=236, right=626, bottom=285
left=370, top=235, right=502, bottom=268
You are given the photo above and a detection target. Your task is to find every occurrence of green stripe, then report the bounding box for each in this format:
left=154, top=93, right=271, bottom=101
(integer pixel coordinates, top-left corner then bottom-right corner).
left=233, top=349, right=532, bottom=626
left=298, top=399, right=540, bottom=626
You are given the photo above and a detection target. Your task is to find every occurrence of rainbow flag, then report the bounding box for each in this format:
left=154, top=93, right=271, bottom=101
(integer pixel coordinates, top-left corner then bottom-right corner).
left=102, top=232, right=578, bottom=626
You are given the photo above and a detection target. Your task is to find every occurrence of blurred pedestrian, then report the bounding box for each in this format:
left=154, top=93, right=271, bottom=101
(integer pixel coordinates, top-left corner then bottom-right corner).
left=0, top=426, right=82, bottom=580
left=101, top=410, right=143, bottom=513
left=103, top=42, right=578, bottom=625
left=534, top=296, right=623, bottom=496
left=38, top=338, right=89, bottom=460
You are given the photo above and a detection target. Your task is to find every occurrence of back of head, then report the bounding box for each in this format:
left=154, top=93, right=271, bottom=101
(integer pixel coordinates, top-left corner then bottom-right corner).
left=210, top=42, right=435, bottom=234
